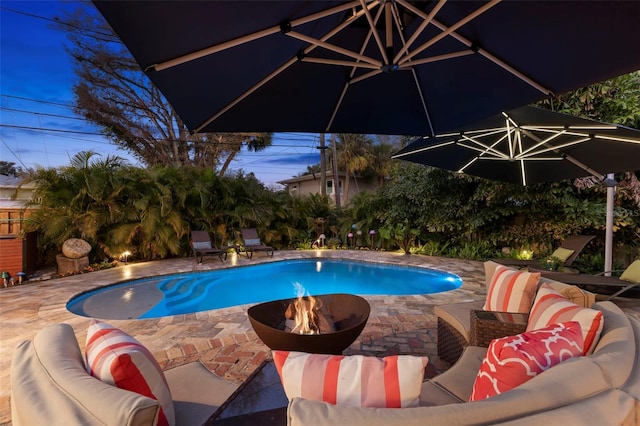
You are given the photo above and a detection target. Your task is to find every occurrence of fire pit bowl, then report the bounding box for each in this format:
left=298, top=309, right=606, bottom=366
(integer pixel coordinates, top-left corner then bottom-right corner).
left=247, top=293, right=370, bottom=355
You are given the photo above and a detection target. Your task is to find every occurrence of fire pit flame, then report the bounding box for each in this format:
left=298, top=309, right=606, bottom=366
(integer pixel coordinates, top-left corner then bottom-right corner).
left=285, top=288, right=336, bottom=335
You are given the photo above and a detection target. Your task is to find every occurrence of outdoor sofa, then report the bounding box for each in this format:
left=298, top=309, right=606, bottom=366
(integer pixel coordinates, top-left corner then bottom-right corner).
left=10, top=323, right=239, bottom=426
left=288, top=282, right=640, bottom=425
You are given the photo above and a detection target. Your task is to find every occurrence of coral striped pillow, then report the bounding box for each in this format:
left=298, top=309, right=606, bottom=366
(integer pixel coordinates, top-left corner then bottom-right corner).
left=470, top=321, right=584, bottom=401
left=483, top=265, right=540, bottom=313
left=527, top=284, right=604, bottom=355
left=272, top=351, right=428, bottom=408
left=85, top=320, right=175, bottom=426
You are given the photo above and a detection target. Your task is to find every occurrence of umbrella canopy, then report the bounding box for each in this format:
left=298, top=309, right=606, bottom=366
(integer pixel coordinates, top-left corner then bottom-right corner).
left=93, top=1, right=640, bottom=136
left=392, top=106, right=640, bottom=186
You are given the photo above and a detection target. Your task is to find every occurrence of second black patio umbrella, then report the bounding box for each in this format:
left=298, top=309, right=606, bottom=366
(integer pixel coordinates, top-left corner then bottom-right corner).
left=392, top=106, right=640, bottom=186
left=93, top=0, right=640, bottom=136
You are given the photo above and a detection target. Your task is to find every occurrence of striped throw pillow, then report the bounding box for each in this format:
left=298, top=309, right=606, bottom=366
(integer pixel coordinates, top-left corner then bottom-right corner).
left=470, top=321, right=584, bottom=401
left=527, top=284, right=604, bottom=355
left=483, top=265, right=540, bottom=313
left=85, top=320, right=175, bottom=426
left=272, top=351, right=428, bottom=408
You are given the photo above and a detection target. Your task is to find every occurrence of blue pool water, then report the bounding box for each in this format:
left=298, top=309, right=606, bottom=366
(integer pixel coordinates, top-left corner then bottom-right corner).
left=67, top=259, right=462, bottom=319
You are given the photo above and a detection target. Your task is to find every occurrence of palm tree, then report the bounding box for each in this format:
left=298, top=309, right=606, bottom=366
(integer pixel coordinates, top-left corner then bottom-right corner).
left=336, top=134, right=372, bottom=203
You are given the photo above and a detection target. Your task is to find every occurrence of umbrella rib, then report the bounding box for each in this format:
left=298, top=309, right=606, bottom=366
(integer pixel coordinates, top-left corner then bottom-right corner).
left=194, top=57, right=299, bottom=133
left=359, top=0, right=389, bottom=64
left=287, top=31, right=382, bottom=67
left=400, top=50, right=474, bottom=67
left=426, top=17, right=552, bottom=95
left=302, top=57, right=380, bottom=70
left=325, top=2, right=384, bottom=131
left=518, top=137, right=592, bottom=158
left=390, top=1, right=434, bottom=135
left=148, top=1, right=362, bottom=72
left=518, top=130, right=566, bottom=157
left=460, top=135, right=509, bottom=159
left=458, top=139, right=508, bottom=159
left=397, top=0, right=501, bottom=66
left=393, top=0, right=447, bottom=64
left=391, top=141, right=456, bottom=158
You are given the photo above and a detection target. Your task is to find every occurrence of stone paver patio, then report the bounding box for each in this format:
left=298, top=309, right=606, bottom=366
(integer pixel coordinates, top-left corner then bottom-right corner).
left=1, top=250, right=637, bottom=425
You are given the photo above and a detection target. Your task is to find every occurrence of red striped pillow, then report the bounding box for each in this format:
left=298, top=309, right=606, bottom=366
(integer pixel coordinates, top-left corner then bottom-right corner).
left=272, top=351, right=428, bottom=408
left=527, top=284, right=604, bottom=355
left=85, top=320, right=175, bottom=426
left=470, top=321, right=584, bottom=401
left=483, top=265, right=540, bottom=313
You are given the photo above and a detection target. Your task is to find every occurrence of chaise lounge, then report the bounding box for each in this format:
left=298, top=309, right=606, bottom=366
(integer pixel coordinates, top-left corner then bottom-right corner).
left=240, top=228, right=274, bottom=259
left=191, top=230, right=228, bottom=264
left=540, top=259, right=640, bottom=300
left=493, top=234, right=595, bottom=271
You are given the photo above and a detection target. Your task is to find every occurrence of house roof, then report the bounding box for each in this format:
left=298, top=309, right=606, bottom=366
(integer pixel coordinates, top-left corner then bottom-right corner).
left=277, top=170, right=347, bottom=185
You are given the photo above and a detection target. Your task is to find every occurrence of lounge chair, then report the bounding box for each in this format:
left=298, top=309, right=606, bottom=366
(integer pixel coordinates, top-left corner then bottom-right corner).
left=494, top=235, right=595, bottom=271
left=190, top=230, right=228, bottom=264
left=241, top=228, right=274, bottom=259
left=540, top=259, right=640, bottom=300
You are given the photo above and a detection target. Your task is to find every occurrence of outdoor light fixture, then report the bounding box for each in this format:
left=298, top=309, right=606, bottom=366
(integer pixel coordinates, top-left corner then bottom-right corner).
left=369, top=229, right=376, bottom=249
left=121, top=250, right=131, bottom=264
left=519, top=249, right=533, bottom=260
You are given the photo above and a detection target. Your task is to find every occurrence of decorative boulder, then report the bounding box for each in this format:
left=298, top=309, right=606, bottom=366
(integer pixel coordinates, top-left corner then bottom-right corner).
left=62, top=238, right=91, bottom=259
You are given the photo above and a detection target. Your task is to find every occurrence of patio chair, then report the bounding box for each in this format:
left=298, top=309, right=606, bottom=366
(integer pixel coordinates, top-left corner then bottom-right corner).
left=494, top=235, right=595, bottom=271
left=241, top=228, right=274, bottom=259
left=540, top=259, right=640, bottom=300
left=190, top=230, right=228, bottom=264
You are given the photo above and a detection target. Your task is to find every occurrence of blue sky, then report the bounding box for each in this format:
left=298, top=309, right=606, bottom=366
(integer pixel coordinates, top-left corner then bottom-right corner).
left=0, top=1, right=321, bottom=187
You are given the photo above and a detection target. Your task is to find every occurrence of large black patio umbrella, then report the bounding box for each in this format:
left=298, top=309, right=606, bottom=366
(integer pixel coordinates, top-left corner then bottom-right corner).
left=93, top=1, right=640, bottom=136
left=392, top=106, right=640, bottom=274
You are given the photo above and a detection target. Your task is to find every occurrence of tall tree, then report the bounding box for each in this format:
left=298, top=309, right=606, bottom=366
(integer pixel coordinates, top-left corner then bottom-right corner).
left=55, top=4, right=272, bottom=169
left=335, top=133, right=372, bottom=203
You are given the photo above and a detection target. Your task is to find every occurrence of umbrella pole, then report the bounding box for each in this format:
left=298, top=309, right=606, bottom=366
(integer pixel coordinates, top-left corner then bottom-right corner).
left=604, top=173, right=615, bottom=276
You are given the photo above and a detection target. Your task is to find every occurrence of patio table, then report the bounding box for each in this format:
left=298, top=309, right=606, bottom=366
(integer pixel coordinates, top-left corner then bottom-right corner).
left=469, top=310, right=528, bottom=347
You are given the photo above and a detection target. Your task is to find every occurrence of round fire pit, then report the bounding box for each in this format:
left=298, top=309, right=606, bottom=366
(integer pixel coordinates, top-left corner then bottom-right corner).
left=247, top=293, right=370, bottom=355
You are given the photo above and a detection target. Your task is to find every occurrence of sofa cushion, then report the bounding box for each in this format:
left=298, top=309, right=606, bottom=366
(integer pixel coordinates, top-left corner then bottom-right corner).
left=11, top=323, right=160, bottom=426
left=272, top=351, right=428, bottom=408
left=85, top=320, right=175, bottom=426
left=527, top=285, right=603, bottom=355
left=430, top=345, right=487, bottom=402
left=434, top=300, right=485, bottom=341
left=164, top=361, right=238, bottom=425
left=539, top=279, right=595, bottom=308
left=483, top=265, right=540, bottom=313
left=469, top=321, right=584, bottom=401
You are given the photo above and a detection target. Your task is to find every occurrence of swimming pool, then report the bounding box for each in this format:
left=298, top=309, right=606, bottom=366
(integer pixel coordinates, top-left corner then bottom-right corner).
left=67, top=259, right=462, bottom=319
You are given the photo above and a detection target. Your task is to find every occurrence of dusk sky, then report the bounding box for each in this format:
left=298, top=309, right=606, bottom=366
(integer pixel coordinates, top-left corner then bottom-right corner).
left=0, top=1, right=322, bottom=188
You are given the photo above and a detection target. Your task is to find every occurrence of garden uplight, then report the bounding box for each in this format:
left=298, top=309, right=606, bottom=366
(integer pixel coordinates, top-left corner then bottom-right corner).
left=520, top=249, right=533, bottom=260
